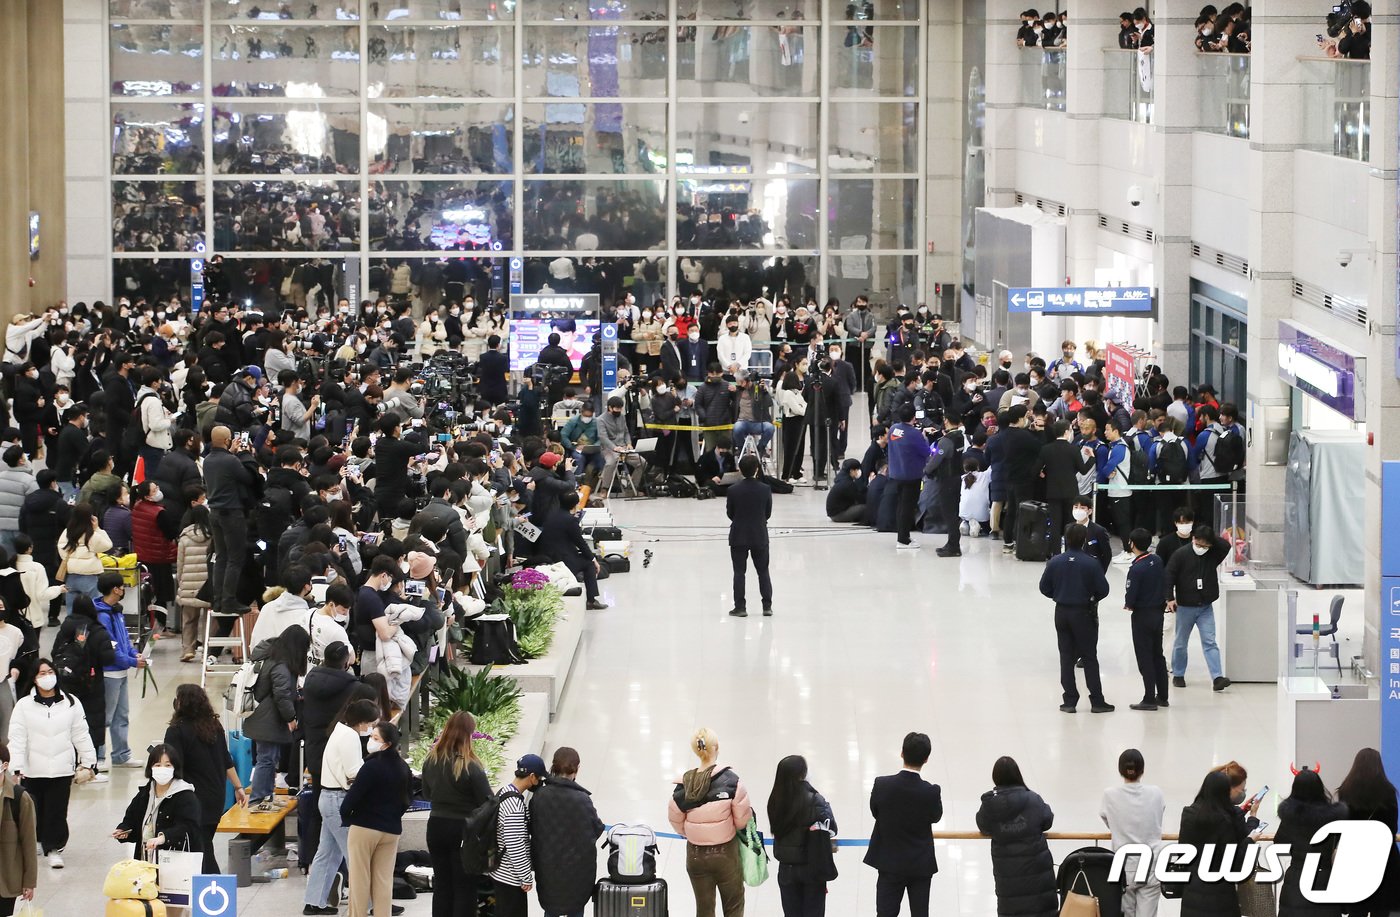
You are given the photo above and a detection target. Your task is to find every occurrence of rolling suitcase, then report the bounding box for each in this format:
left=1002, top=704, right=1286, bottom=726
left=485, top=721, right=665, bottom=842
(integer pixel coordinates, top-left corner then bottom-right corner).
left=1014, top=500, right=1052, bottom=562
left=595, top=878, right=668, bottom=917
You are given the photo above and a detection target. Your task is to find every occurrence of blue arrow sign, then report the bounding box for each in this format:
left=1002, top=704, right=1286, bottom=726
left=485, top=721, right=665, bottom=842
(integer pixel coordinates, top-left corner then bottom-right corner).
left=1008, top=286, right=1153, bottom=315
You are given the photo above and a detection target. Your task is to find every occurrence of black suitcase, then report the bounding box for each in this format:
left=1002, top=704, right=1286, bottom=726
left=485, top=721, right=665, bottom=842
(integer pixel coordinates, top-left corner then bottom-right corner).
left=586, top=525, right=624, bottom=541
left=595, top=878, right=667, bottom=917
left=604, top=555, right=631, bottom=574
left=1015, top=500, right=1052, bottom=562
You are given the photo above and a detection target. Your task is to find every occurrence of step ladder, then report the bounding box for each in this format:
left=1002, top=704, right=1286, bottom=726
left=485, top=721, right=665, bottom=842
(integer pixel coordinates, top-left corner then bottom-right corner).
left=200, top=610, right=250, bottom=688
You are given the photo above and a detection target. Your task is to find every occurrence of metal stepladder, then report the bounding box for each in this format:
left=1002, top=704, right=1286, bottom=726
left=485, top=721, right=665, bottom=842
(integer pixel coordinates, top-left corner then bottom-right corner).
left=201, top=608, right=250, bottom=688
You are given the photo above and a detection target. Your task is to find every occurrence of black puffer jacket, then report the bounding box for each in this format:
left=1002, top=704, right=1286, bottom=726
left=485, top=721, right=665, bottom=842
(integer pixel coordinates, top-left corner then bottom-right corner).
left=241, top=642, right=298, bottom=745
left=1178, top=802, right=1254, bottom=917
left=1275, top=797, right=1348, bottom=917
left=300, top=664, right=358, bottom=776
left=975, top=785, right=1057, bottom=917
left=771, top=782, right=838, bottom=885
left=530, top=776, right=604, bottom=915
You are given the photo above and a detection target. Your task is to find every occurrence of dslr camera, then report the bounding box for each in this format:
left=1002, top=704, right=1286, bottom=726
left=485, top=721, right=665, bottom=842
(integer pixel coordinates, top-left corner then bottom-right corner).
left=1326, top=0, right=1354, bottom=37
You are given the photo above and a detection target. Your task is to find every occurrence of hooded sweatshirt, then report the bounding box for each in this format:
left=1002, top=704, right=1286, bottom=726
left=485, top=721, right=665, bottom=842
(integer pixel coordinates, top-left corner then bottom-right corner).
left=667, top=763, right=752, bottom=847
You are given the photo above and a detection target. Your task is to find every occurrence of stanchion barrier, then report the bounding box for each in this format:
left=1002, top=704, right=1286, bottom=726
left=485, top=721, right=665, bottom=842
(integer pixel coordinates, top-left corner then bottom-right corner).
left=615, top=827, right=1330, bottom=846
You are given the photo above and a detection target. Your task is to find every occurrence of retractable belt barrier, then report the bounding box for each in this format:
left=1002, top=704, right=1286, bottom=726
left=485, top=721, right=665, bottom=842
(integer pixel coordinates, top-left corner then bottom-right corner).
left=639, top=421, right=784, bottom=432
left=1093, top=483, right=1234, bottom=491
left=618, top=828, right=1320, bottom=846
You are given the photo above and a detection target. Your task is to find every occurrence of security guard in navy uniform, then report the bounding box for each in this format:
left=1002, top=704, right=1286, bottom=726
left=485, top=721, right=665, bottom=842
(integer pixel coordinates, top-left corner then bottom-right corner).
left=1039, top=524, right=1115, bottom=714
left=1070, top=496, right=1112, bottom=669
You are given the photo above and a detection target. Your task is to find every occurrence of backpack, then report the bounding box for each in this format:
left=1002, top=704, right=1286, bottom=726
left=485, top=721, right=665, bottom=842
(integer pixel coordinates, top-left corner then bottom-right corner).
left=468, top=615, right=524, bottom=666
left=254, top=483, right=296, bottom=545
left=604, top=824, right=660, bottom=884
left=1211, top=428, right=1245, bottom=476
left=122, top=391, right=160, bottom=460
left=1155, top=438, right=1189, bottom=485
left=460, top=788, right=515, bottom=873
left=53, top=621, right=94, bottom=691
left=223, top=658, right=265, bottom=721
left=1127, top=435, right=1150, bottom=485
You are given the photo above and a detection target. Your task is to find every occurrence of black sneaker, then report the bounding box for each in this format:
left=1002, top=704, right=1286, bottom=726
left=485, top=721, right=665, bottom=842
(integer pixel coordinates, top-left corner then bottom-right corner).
left=586, top=599, right=609, bottom=610
left=1213, top=676, right=1231, bottom=691
left=1058, top=704, right=1077, bottom=713
left=1075, top=659, right=1085, bottom=669
left=1090, top=703, right=1116, bottom=713
left=1172, top=676, right=1187, bottom=688
left=329, top=871, right=342, bottom=908
left=1156, top=697, right=1170, bottom=707
left=935, top=548, right=962, bottom=557
left=1129, top=701, right=1159, bottom=711
left=762, top=606, right=773, bottom=617
left=728, top=608, right=748, bottom=618
left=303, top=907, right=337, bottom=916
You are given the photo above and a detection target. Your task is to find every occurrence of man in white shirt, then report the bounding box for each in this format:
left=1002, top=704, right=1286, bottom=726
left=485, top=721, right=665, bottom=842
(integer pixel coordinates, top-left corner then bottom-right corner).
left=308, top=583, right=356, bottom=667
left=1100, top=748, right=1165, bottom=917
left=716, top=318, right=753, bottom=374
left=249, top=566, right=315, bottom=651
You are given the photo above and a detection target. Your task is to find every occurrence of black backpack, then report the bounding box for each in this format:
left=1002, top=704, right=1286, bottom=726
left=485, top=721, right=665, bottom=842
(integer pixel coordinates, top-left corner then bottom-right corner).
left=1127, top=436, right=1150, bottom=485
left=53, top=621, right=94, bottom=692
left=1155, top=438, right=1189, bottom=485
left=460, top=788, right=518, bottom=873
left=254, top=483, right=296, bottom=545
left=121, top=391, right=161, bottom=461
left=1211, top=428, right=1245, bottom=476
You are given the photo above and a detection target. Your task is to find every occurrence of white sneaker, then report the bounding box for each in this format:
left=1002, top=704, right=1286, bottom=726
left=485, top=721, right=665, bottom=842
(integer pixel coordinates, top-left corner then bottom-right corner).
left=1113, top=552, right=1134, bottom=564
left=791, top=477, right=810, bottom=486
left=274, top=773, right=290, bottom=791
left=89, top=771, right=110, bottom=784
left=959, top=522, right=970, bottom=536
left=896, top=541, right=922, bottom=551
left=49, top=851, right=64, bottom=869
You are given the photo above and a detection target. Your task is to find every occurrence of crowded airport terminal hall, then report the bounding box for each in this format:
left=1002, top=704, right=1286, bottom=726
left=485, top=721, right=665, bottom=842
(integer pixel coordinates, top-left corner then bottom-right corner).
left=0, top=0, right=1394, bottom=915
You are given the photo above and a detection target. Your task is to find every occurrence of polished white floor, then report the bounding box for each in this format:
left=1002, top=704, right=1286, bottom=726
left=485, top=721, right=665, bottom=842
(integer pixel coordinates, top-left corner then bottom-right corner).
left=45, top=453, right=1365, bottom=915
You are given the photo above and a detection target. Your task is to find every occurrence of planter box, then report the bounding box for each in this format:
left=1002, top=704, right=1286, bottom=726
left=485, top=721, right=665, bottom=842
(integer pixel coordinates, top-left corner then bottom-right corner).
left=462, top=593, right=586, bottom=720
left=401, top=692, right=550, bottom=851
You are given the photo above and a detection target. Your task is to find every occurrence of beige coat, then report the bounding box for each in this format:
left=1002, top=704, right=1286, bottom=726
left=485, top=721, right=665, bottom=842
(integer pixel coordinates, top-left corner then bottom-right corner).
left=58, top=528, right=113, bottom=577
left=176, top=524, right=212, bottom=610
left=633, top=318, right=664, bottom=356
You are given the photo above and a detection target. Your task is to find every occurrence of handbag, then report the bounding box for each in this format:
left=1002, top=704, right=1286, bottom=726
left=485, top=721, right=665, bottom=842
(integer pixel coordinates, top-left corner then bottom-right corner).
left=1059, top=869, right=1100, bottom=917
left=157, top=846, right=203, bottom=907
left=737, top=815, right=770, bottom=887
left=55, top=558, right=67, bottom=583
left=1237, top=874, right=1276, bottom=917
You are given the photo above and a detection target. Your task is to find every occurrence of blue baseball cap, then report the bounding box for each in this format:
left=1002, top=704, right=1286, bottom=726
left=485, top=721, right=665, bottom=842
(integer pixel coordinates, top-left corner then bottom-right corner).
left=242, top=365, right=262, bottom=382
left=515, top=754, right=547, bottom=779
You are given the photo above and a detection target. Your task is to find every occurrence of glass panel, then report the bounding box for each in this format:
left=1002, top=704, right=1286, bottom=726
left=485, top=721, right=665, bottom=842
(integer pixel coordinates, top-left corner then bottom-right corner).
left=826, top=253, right=918, bottom=308
left=368, top=180, right=513, bottom=251
left=368, top=102, right=515, bottom=174
left=522, top=102, right=666, bottom=174
left=224, top=258, right=348, bottom=312
left=522, top=25, right=669, bottom=97
left=212, top=179, right=361, bottom=251
left=1298, top=59, right=1370, bottom=161
left=831, top=25, right=918, bottom=95
left=521, top=256, right=639, bottom=301
left=214, top=1, right=360, bottom=19
left=828, top=178, right=917, bottom=251
left=1102, top=49, right=1152, bottom=123
left=368, top=256, right=499, bottom=308
left=1014, top=47, right=1066, bottom=112
left=213, top=103, right=362, bottom=174
left=112, top=103, right=206, bottom=175
left=367, top=26, right=512, bottom=98
left=114, top=258, right=195, bottom=306
left=112, top=181, right=206, bottom=252
left=675, top=25, right=816, bottom=96
left=828, top=102, right=918, bottom=172
left=677, top=177, right=818, bottom=249
left=678, top=0, right=814, bottom=17
left=110, top=0, right=200, bottom=18
left=522, top=180, right=667, bottom=250
left=371, top=0, right=509, bottom=20
left=527, top=0, right=670, bottom=19
left=825, top=0, right=919, bottom=21
left=211, top=25, right=361, bottom=97
left=675, top=102, right=819, bottom=172
left=674, top=254, right=817, bottom=303
left=110, top=24, right=205, bottom=97
left=1197, top=53, right=1250, bottom=138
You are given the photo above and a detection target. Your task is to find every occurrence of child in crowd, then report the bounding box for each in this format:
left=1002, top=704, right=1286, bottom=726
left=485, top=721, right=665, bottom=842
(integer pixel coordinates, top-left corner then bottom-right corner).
left=960, top=456, right=992, bottom=536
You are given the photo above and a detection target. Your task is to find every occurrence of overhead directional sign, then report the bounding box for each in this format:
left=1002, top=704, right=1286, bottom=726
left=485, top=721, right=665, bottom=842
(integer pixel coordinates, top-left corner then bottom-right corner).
left=1008, top=286, right=1154, bottom=315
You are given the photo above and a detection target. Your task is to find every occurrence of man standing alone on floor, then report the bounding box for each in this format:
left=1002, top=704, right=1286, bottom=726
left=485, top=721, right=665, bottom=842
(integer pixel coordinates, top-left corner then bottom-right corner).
left=1039, top=524, right=1114, bottom=714
left=865, top=731, right=944, bottom=917
left=727, top=455, right=773, bottom=618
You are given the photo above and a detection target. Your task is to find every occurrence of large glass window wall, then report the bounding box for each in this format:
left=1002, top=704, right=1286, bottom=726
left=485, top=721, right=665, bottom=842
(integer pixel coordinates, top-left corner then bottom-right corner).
left=106, top=1, right=924, bottom=309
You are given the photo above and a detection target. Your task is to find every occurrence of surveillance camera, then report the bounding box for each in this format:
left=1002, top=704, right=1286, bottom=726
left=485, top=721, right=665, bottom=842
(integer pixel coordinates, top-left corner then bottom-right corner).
left=1338, top=251, right=1353, bottom=267
left=1126, top=185, right=1143, bottom=208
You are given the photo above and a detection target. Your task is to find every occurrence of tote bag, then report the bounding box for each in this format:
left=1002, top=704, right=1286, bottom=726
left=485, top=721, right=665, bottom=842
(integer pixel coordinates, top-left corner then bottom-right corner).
left=1059, top=869, right=1099, bottom=917
left=737, top=815, right=770, bottom=887
left=157, top=847, right=204, bottom=907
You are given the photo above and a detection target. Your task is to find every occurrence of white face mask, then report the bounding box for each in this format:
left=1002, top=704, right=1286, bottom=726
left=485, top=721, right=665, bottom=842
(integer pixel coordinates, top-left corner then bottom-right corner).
left=366, top=738, right=386, bottom=754
left=1176, top=523, right=1193, bottom=537
left=1072, top=508, right=1090, bottom=522
left=151, top=766, right=175, bottom=786
left=1191, top=543, right=1209, bottom=556
left=688, top=332, right=700, bottom=342
left=964, top=383, right=977, bottom=393
left=326, top=489, right=342, bottom=502
left=333, top=611, right=348, bottom=624
left=655, top=385, right=667, bottom=394
left=35, top=674, right=57, bottom=691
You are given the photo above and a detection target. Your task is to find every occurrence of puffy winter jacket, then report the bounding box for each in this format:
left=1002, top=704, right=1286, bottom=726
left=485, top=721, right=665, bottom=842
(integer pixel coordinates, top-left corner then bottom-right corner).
left=1275, top=797, right=1349, bottom=917
left=0, top=464, right=36, bottom=533
left=975, top=785, right=1058, bottom=917
left=668, top=763, right=753, bottom=848
left=9, top=690, right=97, bottom=778
left=117, top=779, right=203, bottom=861
left=58, top=528, right=113, bottom=577
left=531, top=776, right=605, bottom=915
left=131, top=498, right=177, bottom=564
left=241, top=641, right=298, bottom=745
left=176, top=524, right=211, bottom=611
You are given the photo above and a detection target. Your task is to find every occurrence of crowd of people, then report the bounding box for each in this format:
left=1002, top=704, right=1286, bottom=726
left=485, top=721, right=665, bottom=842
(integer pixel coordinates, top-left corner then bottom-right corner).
left=1015, top=8, right=1068, bottom=47
left=1194, top=4, right=1251, bottom=54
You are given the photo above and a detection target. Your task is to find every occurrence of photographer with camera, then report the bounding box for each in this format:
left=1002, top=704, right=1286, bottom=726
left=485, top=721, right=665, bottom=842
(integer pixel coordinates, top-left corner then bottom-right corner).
left=1323, top=0, right=1370, bottom=58
left=597, top=396, right=647, bottom=499
left=730, top=371, right=776, bottom=464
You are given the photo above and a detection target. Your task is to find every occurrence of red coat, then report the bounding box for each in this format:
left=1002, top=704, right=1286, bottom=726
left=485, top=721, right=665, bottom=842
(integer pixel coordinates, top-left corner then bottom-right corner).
left=131, top=499, right=177, bottom=564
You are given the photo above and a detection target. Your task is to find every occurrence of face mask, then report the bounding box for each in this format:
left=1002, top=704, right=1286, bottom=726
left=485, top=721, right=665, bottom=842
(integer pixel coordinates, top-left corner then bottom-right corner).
left=1202, top=26, right=1212, bottom=35
left=151, top=766, right=175, bottom=786
left=688, top=332, right=700, bottom=342
left=333, top=611, right=348, bottom=624
left=1176, top=524, right=1193, bottom=537
left=727, top=327, right=739, bottom=335
left=1191, top=544, right=1209, bottom=556
left=1072, top=508, right=1090, bottom=522
left=655, top=385, right=667, bottom=394
left=151, top=489, right=163, bottom=503
left=326, top=489, right=343, bottom=502
left=366, top=738, right=386, bottom=754
left=36, top=673, right=57, bottom=691
left=964, top=383, right=977, bottom=393
left=1016, top=387, right=1028, bottom=396
left=641, top=311, right=651, bottom=319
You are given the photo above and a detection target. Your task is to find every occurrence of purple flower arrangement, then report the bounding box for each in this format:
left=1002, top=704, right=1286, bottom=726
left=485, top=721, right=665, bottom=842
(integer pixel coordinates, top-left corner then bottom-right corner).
left=510, top=568, right=551, bottom=591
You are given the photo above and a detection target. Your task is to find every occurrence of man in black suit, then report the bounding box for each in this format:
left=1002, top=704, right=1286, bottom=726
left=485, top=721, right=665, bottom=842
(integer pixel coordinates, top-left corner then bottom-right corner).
left=1033, top=419, right=1095, bottom=555
left=1039, top=523, right=1114, bottom=713
left=476, top=333, right=510, bottom=405
left=865, top=732, right=944, bottom=917
left=534, top=490, right=608, bottom=610
left=726, top=454, right=772, bottom=618
left=658, top=325, right=685, bottom=380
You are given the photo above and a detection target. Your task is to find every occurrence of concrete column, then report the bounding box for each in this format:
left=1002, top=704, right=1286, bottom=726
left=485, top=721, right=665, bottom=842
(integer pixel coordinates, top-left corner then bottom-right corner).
left=1062, top=1, right=1119, bottom=291
left=64, top=0, right=109, bottom=306
left=982, top=0, right=1028, bottom=209
left=26, top=0, right=67, bottom=311
left=924, top=0, right=964, bottom=288
left=0, top=0, right=32, bottom=323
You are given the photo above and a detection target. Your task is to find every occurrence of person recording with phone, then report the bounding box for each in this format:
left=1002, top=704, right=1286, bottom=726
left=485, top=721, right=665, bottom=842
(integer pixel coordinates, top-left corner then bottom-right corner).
left=203, top=425, right=262, bottom=618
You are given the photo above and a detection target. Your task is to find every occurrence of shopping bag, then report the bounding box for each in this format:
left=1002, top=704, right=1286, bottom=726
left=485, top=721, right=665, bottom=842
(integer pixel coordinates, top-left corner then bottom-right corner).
left=103, top=858, right=159, bottom=900
left=157, top=848, right=203, bottom=906
left=225, top=730, right=253, bottom=811
left=737, top=815, right=770, bottom=887
left=1059, top=869, right=1100, bottom=917
left=15, top=903, right=43, bottom=917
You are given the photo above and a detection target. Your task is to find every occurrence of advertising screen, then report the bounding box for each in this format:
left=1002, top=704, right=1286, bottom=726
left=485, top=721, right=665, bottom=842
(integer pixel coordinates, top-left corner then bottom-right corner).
left=509, top=319, right=599, bottom=372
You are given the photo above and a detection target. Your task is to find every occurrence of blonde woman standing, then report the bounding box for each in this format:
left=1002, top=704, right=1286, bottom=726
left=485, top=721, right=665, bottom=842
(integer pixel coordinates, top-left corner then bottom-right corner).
left=667, top=728, right=753, bottom=917
left=421, top=711, right=492, bottom=917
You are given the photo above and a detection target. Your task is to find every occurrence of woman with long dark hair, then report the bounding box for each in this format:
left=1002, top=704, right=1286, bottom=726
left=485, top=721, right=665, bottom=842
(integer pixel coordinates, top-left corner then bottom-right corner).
left=775, top=363, right=809, bottom=484
left=1275, top=768, right=1347, bottom=917
left=164, top=684, right=245, bottom=872
left=341, top=721, right=412, bottom=917
left=1178, top=770, right=1258, bottom=917
left=422, top=711, right=493, bottom=917
left=304, top=698, right=380, bottom=916
left=767, top=754, right=838, bottom=917
left=1337, top=748, right=1400, bottom=916
left=242, top=625, right=310, bottom=810
left=975, top=756, right=1057, bottom=917
left=57, top=504, right=111, bottom=617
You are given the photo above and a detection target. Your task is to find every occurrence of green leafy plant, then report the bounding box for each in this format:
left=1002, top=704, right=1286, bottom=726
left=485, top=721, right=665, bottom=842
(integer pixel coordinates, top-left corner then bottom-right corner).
left=411, top=667, right=526, bottom=780
left=494, top=583, right=564, bottom=659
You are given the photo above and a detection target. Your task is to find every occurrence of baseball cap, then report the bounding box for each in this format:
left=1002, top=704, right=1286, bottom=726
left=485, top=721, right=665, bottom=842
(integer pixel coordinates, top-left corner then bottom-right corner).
left=538, top=452, right=561, bottom=469
left=515, top=754, right=547, bottom=779
left=242, top=365, right=263, bottom=382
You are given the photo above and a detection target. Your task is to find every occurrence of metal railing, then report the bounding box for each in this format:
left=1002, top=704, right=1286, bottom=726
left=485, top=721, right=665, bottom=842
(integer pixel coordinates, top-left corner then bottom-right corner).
left=1197, top=52, right=1251, bottom=138
left=1018, top=47, right=1068, bottom=112
left=1297, top=56, right=1371, bottom=161
left=1103, top=48, right=1154, bottom=124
